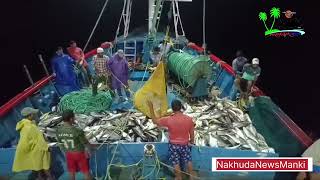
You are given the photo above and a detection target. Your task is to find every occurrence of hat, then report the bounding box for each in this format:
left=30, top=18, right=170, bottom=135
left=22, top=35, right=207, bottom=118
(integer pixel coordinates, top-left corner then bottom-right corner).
left=21, top=107, right=39, bottom=117
left=117, top=49, right=124, bottom=54
left=252, top=58, right=259, bottom=65
left=97, top=47, right=104, bottom=53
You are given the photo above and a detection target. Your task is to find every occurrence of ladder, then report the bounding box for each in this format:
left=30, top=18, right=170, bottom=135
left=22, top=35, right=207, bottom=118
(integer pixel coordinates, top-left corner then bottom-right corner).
left=149, top=0, right=165, bottom=37
left=172, top=0, right=186, bottom=39
left=114, top=0, right=133, bottom=43
left=124, top=40, right=137, bottom=62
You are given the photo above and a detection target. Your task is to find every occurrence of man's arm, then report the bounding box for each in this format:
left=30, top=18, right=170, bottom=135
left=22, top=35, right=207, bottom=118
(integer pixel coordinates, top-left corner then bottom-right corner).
left=189, top=121, right=195, bottom=144
left=232, top=59, right=237, bottom=72
left=147, top=101, right=162, bottom=126
left=78, top=129, right=95, bottom=149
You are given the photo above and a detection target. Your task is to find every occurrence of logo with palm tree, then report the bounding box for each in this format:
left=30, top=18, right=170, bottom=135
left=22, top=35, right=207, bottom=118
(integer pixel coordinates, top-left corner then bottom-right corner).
left=259, top=7, right=305, bottom=37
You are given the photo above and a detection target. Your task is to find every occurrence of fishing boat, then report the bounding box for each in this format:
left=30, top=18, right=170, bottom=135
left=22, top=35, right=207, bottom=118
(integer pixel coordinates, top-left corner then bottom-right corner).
left=0, top=0, right=313, bottom=179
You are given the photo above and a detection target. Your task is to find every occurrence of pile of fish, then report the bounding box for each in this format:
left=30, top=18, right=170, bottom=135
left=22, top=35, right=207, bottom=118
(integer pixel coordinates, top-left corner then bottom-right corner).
left=38, top=98, right=274, bottom=153
left=183, top=98, right=274, bottom=153
left=38, top=112, right=166, bottom=144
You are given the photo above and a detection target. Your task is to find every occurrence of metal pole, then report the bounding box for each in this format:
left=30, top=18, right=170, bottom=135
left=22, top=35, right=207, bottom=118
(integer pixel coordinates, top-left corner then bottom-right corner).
left=23, top=65, right=34, bottom=85
left=38, top=54, right=50, bottom=76
left=202, top=0, right=206, bottom=54
left=38, top=54, right=61, bottom=98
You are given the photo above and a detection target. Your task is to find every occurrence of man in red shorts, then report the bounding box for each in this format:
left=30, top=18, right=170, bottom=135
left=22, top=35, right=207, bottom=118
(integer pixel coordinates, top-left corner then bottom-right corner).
left=56, top=110, right=93, bottom=180
left=147, top=99, right=196, bottom=180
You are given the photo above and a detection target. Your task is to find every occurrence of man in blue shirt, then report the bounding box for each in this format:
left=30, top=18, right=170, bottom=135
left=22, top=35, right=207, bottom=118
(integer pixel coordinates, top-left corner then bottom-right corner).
left=232, top=50, right=248, bottom=75
left=51, top=47, right=80, bottom=95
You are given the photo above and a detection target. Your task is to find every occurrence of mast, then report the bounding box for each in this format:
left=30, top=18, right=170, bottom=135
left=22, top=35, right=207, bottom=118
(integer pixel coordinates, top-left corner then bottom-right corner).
left=148, top=0, right=155, bottom=33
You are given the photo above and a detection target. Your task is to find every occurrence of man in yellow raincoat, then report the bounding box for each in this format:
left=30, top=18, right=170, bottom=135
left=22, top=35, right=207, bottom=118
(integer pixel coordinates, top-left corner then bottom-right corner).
left=12, top=107, right=53, bottom=179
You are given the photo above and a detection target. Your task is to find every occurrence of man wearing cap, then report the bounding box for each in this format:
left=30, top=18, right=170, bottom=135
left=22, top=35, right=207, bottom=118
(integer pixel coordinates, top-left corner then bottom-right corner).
left=12, top=107, right=53, bottom=179
left=92, top=47, right=111, bottom=96
left=108, top=49, right=130, bottom=102
left=242, top=58, right=261, bottom=93
left=147, top=99, right=196, bottom=180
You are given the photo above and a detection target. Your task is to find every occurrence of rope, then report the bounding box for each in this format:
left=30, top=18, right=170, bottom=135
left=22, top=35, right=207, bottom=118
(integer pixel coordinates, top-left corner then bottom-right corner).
left=159, top=162, right=200, bottom=179
left=202, top=0, right=206, bottom=53
left=108, top=70, right=134, bottom=96
left=58, top=89, right=112, bottom=114
left=83, top=0, right=109, bottom=52
left=99, top=143, right=199, bottom=180
left=138, top=62, right=150, bottom=89
left=167, top=52, right=211, bottom=89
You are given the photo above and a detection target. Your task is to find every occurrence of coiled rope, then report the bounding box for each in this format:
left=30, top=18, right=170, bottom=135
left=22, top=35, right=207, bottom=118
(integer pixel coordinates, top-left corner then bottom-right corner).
left=58, top=89, right=112, bottom=114
left=167, top=52, right=212, bottom=88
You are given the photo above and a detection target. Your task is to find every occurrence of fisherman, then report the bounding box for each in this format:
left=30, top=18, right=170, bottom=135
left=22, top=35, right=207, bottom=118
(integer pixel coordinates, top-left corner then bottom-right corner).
left=159, top=39, right=172, bottom=57
left=51, top=47, right=80, bottom=95
left=67, top=40, right=91, bottom=87
left=296, top=138, right=320, bottom=180
left=150, top=46, right=162, bottom=67
left=242, top=58, right=261, bottom=94
left=108, top=49, right=130, bottom=102
left=56, top=110, right=94, bottom=180
left=12, top=107, right=53, bottom=180
left=92, top=47, right=110, bottom=96
left=230, top=50, right=249, bottom=100
left=232, top=50, right=248, bottom=75
left=147, top=99, right=196, bottom=180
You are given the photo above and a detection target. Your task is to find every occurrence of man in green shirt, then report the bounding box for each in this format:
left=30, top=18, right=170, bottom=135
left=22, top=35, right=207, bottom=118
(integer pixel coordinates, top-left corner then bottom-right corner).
left=242, top=58, right=261, bottom=84
left=56, top=110, right=93, bottom=180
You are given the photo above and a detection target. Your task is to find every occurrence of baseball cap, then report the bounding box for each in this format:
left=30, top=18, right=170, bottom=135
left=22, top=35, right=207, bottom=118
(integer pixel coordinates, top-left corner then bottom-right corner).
left=252, top=58, right=259, bottom=65
left=21, top=107, right=39, bottom=117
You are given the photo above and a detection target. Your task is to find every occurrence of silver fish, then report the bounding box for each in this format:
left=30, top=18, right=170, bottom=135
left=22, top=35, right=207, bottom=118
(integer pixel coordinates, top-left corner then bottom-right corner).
left=208, top=134, right=218, bottom=147
left=225, top=144, right=241, bottom=150
left=233, top=127, right=247, bottom=140
left=242, top=126, right=258, bottom=143
left=247, top=139, right=261, bottom=152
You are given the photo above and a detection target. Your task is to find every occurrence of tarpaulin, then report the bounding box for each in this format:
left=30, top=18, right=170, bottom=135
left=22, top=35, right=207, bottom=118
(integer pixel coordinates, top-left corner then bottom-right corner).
left=12, top=119, right=50, bottom=172
left=134, top=62, right=168, bottom=118
left=51, top=54, right=80, bottom=95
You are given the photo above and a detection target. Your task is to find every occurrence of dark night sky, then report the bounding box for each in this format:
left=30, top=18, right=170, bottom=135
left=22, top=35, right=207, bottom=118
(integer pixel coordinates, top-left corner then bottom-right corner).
left=1, top=1, right=318, bottom=135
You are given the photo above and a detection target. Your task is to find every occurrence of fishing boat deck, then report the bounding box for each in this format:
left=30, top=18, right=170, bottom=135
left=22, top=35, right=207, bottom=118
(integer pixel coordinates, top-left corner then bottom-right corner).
left=0, top=41, right=313, bottom=180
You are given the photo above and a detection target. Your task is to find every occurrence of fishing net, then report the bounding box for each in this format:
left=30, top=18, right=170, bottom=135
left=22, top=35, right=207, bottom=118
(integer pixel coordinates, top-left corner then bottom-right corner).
left=248, top=96, right=306, bottom=157
left=249, top=96, right=309, bottom=180
left=167, top=52, right=212, bottom=88
left=58, top=89, right=113, bottom=114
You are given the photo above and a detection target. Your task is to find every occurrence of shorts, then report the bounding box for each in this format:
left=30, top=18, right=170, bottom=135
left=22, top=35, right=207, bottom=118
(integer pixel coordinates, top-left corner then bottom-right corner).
left=169, top=143, right=192, bottom=166
left=66, top=151, right=90, bottom=174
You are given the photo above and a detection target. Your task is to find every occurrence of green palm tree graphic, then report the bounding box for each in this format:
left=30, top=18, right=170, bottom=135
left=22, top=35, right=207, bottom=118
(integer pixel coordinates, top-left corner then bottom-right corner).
left=259, top=7, right=281, bottom=36
left=270, top=7, right=281, bottom=30
left=259, top=12, right=268, bottom=31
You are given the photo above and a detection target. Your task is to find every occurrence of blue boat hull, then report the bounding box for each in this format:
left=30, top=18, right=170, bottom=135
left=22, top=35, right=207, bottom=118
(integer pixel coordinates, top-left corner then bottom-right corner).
left=1, top=143, right=278, bottom=179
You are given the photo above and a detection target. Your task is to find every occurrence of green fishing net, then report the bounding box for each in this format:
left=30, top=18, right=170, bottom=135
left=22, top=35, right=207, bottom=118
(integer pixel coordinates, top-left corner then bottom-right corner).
left=58, top=89, right=113, bottom=114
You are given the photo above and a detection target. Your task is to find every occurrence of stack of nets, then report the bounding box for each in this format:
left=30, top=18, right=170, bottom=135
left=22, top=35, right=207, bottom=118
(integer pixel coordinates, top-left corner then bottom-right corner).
left=58, top=89, right=113, bottom=114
